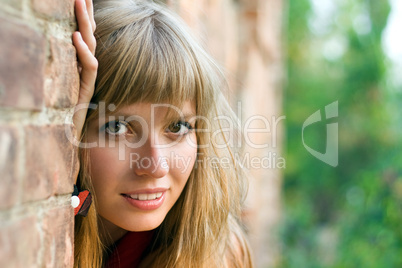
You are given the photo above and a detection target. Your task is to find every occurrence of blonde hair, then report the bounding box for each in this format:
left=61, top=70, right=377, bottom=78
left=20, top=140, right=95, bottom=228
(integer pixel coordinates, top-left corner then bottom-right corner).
left=74, top=0, right=252, bottom=267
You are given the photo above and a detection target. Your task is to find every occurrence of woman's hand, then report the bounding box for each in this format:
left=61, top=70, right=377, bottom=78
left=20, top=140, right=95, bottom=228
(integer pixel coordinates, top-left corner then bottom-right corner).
left=72, top=0, right=97, bottom=139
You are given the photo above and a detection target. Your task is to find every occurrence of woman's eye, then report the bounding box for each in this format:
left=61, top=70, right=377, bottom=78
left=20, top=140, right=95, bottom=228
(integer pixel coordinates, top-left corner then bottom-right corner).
left=167, top=121, right=192, bottom=135
left=105, top=121, right=129, bottom=135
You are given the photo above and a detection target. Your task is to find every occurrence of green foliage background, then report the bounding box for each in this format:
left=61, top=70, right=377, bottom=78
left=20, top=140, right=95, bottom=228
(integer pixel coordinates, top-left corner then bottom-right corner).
left=280, top=0, right=402, bottom=267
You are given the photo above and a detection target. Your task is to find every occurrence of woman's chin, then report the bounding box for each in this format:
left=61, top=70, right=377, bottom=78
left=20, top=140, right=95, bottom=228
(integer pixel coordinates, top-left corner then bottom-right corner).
left=121, top=217, right=164, bottom=232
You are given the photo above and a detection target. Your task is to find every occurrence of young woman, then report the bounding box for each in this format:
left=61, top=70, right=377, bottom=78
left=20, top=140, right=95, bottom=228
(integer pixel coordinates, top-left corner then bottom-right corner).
left=72, top=0, right=253, bottom=267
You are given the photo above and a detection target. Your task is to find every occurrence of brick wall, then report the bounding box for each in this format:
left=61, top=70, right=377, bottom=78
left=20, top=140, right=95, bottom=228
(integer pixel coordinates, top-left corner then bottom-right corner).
left=0, top=0, right=79, bottom=267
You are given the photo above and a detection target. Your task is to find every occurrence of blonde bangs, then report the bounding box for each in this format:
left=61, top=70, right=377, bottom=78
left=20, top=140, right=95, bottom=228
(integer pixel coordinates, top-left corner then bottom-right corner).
left=90, top=1, right=203, bottom=118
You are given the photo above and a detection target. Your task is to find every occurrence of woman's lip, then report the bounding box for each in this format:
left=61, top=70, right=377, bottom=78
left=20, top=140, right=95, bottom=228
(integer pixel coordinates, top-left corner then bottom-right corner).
left=122, top=192, right=166, bottom=210
left=122, top=188, right=168, bottom=195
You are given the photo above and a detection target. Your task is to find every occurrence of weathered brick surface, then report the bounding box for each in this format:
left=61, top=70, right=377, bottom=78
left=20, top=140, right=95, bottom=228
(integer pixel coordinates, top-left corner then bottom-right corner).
left=1, top=0, right=23, bottom=12
left=70, top=145, right=80, bottom=186
left=0, top=0, right=79, bottom=266
left=0, top=126, right=19, bottom=209
left=45, top=38, right=80, bottom=108
left=32, top=0, right=75, bottom=20
left=237, top=0, right=284, bottom=266
left=0, top=16, right=46, bottom=110
left=43, top=205, right=74, bottom=267
left=23, top=125, right=75, bottom=203
left=0, top=215, right=41, bottom=267
left=54, top=124, right=76, bottom=195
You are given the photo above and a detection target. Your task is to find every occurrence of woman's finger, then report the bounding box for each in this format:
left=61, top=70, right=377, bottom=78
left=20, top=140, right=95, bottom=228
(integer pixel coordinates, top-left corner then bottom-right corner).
left=73, top=31, right=97, bottom=101
left=75, top=0, right=96, bottom=54
left=85, top=0, right=96, bottom=32
left=72, top=31, right=97, bottom=138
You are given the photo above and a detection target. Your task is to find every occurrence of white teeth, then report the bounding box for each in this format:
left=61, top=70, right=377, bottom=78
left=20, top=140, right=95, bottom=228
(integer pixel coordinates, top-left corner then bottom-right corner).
left=129, top=192, right=163, bottom=200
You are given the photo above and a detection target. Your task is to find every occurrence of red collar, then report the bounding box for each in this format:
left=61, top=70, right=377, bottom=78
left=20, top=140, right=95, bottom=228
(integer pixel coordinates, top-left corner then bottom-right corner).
left=104, top=230, right=154, bottom=268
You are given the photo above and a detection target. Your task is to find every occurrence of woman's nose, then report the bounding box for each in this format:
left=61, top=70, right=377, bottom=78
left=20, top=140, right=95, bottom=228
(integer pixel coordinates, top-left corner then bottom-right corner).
left=131, top=141, right=169, bottom=179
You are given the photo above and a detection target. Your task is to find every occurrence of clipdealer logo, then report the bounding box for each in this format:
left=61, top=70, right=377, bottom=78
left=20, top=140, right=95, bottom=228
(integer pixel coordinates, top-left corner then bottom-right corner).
left=302, top=101, right=339, bottom=167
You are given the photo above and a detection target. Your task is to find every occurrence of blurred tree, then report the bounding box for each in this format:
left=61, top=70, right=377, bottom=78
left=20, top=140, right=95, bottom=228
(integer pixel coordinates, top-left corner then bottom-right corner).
left=280, top=0, right=401, bottom=267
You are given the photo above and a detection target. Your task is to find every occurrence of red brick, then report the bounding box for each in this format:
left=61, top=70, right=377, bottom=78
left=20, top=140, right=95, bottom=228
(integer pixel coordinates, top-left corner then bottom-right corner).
left=0, top=215, right=41, bottom=267
left=70, top=145, right=80, bottom=186
left=0, top=16, right=46, bottom=110
left=54, top=124, right=76, bottom=194
left=45, top=38, right=80, bottom=108
left=32, top=0, right=75, bottom=20
left=43, top=205, right=74, bottom=267
left=0, top=126, right=19, bottom=209
left=23, top=126, right=53, bottom=201
left=23, top=124, right=75, bottom=202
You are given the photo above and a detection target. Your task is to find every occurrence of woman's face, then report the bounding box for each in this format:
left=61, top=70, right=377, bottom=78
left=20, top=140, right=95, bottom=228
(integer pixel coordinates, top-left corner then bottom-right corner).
left=86, top=101, right=197, bottom=241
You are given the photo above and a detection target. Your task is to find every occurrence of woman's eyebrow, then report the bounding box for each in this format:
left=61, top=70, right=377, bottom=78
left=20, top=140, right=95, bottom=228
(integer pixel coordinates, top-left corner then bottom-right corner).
left=87, top=112, right=132, bottom=128
left=96, top=111, right=142, bottom=119
left=163, top=111, right=197, bottom=122
left=93, top=111, right=197, bottom=125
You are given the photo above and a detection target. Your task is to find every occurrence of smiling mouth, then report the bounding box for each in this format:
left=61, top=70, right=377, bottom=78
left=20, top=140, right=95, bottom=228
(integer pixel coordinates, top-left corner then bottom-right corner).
left=122, top=193, right=163, bottom=201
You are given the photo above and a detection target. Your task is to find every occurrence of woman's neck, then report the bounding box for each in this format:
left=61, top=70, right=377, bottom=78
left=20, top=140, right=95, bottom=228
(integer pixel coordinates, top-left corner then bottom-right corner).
left=98, top=216, right=128, bottom=247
